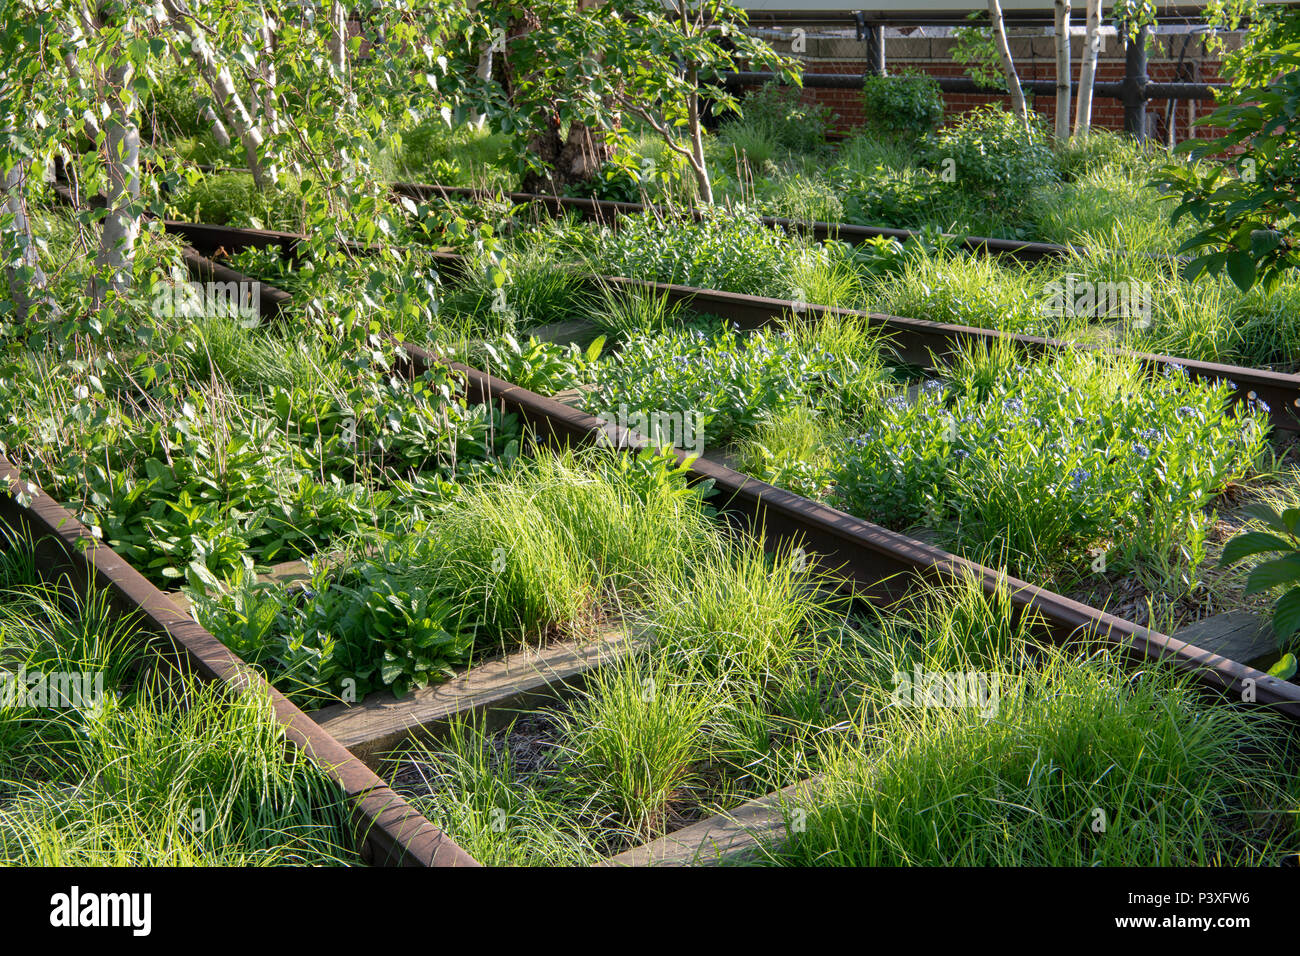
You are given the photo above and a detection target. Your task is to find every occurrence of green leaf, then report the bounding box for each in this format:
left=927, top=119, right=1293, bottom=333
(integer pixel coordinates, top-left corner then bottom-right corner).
left=1244, top=554, right=1300, bottom=595
left=1226, top=251, right=1257, bottom=292
left=1273, top=587, right=1300, bottom=641
left=1241, top=502, right=1288, bottom=533
left=1221, top=530, right=1295, bottom=567
left=1268, top=652, right=1297, bottom=680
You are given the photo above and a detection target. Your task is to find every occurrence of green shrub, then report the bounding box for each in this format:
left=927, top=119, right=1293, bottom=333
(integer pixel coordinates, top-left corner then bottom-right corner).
left=862, top=71, right=945, bottom=139
left=923, top=105, right=1057, bottom=202
left=168, top=171, right=305, bottom=231
left=732, top=82, right=833, bottom=153
left=843, top=166, right=946, bottom=227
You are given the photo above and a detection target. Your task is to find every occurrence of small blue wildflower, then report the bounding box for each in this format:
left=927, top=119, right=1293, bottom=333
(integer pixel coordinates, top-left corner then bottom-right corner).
left=886, top=396, right=909, bottom=412
left=1176, top=406, right=1196, bottom=419
left=1139, top=427, right=1161, bottom=442
left=1132, top=443, right=1150, bottom=460
left=1070, top=468, right=1090, bottom=489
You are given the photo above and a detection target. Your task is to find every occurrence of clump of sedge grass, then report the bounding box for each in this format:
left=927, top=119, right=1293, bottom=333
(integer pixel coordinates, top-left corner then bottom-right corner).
left=762, top=573, right=1297, bottom=866
left=0, top=542, right=358, bottom=866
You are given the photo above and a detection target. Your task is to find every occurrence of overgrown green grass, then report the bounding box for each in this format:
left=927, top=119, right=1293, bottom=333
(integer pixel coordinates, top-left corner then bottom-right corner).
left=0, top=533, right=358, bottom=866
left=391, top=463, right=872, bottom=863
left=192, top=449, right=721, bottom=704
left=768, top=614, right=1297, bottom=866
left=399, top=568, right=1300, bottom=866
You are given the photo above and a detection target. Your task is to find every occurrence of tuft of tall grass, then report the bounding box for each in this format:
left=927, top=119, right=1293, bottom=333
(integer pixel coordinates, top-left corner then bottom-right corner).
left=0, top=547, right=357, bottom=866
left=770, top=642, right=1296, bottom=866
left=555, top=658, right=719, bottom=841
left=391, top=714, right=602, bottom=866
left=588, top=282, right=686, bottom=338
left=861, top=247, right=1046, bottom=335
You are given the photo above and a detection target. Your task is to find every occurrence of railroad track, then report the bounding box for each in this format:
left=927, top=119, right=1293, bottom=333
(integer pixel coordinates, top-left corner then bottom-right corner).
left=31, top=219, right=1292, bottom=864
left=0, top=457, right=478, bottom=868
left=150, top=216, right=1300, bottom=438
left=391, top=182, right=1086, bottom=263
left=50, top=162, right=1082, bottom=262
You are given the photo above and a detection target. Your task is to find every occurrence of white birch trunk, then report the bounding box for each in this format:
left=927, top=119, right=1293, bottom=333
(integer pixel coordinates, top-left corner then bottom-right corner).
left=164, top=0, right=268, bottom=185
left=168, top=41, right=230, bottom=147
left=331, top=2, right=348, bottom=77
left=1, top=79, right=53, bottom=323
left=1054, top=0, right=1072, bottom=140
left=1074, top=0, right=1102, bottom=136
left=90, top=54, right=140, bottom=308
left=257, top=4, right=278, bottom=134
left=63, top=49, right=103, bottom=144
left=988, top=0, right=1029, bottom=135
left=470, top=46, right=493, bottom=129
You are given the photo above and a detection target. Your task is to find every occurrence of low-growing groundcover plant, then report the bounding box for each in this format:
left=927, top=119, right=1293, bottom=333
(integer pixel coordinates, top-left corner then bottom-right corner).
left=0, top=535, right=357, bottom=866
left=0, top=216, right=515, bottom=592
left=2, top=350, right=500, bottom=591
left=483, top=333, right=605, bottom=397
left=583, top=320, right=867, bottom=448
left=743, top=344, right=1268, bottom=590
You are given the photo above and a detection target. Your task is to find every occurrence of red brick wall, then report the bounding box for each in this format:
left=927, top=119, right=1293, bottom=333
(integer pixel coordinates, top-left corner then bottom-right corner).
left=742, top=37, right=1232, bottom=143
